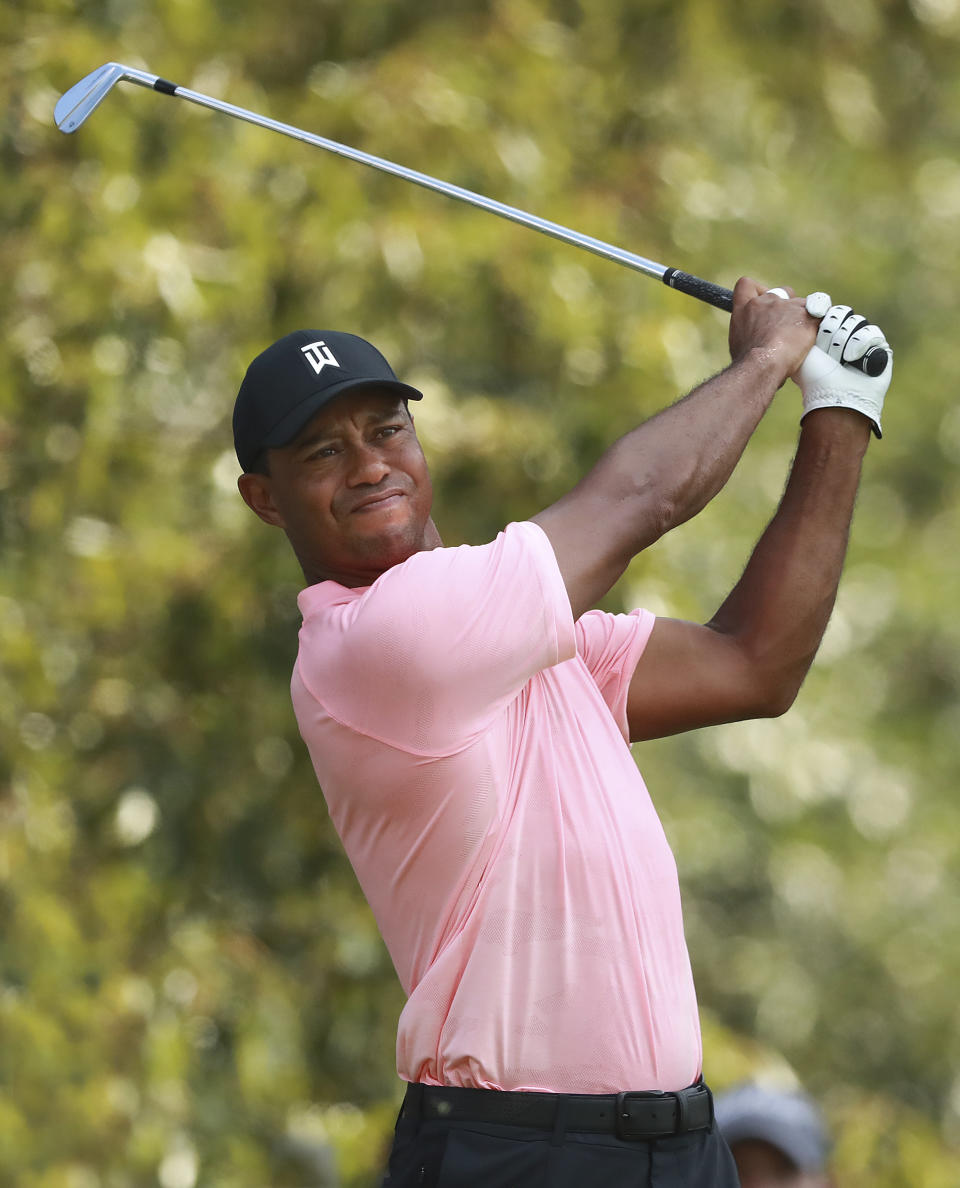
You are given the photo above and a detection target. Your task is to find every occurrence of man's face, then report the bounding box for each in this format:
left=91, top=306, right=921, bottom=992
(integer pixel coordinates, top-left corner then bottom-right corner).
left=238, top=387, right=439, bottom=586
left=731, top=1140, right=829, bottom=1188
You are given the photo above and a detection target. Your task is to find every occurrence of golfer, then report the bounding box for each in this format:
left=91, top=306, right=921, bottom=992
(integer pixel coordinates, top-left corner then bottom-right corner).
left=234, top=278, right=891, bottom=1188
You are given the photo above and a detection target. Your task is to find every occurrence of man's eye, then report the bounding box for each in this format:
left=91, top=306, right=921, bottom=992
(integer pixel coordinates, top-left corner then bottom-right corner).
left=307, top=446, right=337, bottom=460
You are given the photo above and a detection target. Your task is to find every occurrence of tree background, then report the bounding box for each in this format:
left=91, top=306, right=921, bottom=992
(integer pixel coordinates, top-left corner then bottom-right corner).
left=2, top=1, right=960, bottom=1184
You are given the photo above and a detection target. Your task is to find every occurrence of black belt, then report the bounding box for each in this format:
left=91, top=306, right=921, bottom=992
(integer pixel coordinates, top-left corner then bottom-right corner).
left=404, top=1079, right=714, bottom=1142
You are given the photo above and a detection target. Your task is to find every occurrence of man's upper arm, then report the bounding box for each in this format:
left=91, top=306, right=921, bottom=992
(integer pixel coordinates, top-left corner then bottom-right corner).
left=575, top=609, right=656, bottom=741
left=626, top=617, right=779, bottom=742
left=532, top=497, right=630, bottom=623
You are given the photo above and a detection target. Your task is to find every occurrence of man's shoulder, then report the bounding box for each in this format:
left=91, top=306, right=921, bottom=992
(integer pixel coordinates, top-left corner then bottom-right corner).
left=297, top=521, right=552, bottom=625
left=291, top=520, right=580, bottom=756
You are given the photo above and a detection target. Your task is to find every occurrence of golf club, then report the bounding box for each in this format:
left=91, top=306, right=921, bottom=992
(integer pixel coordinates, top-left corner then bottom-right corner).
left=55, top=61, right=888, bottom=376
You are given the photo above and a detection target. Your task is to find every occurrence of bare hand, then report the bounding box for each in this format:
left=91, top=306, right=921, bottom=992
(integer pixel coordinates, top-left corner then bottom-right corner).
left=728, top=277, right=819, bottom=385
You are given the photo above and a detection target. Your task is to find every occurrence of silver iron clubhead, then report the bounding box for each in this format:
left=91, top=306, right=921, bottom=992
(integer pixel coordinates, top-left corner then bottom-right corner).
left=55, top=62, right=129, bottom=133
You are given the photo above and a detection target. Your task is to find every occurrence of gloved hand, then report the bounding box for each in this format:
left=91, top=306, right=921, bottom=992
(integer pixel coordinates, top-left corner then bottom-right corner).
left=793, top=294, right=893, bottom=438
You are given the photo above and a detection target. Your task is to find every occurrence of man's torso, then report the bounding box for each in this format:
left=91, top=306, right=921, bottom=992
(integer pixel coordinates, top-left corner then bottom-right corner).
left=292, top=522, right=701, bottom=1092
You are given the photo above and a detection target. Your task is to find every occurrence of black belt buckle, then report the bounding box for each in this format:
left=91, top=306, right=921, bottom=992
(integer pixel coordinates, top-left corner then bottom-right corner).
left=615, top=1090, right=678, bottom=1141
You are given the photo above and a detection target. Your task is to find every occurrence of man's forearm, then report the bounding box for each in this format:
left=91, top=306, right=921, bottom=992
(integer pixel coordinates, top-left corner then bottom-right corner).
left=533, top=281, right=820, bottom=619
left=597, top=346, right=788, bottom=550
left=708, top=407, right=871, bottom=710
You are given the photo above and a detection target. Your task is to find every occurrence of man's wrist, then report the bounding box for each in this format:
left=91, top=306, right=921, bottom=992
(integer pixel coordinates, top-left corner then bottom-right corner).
left=799, top=405, right=872, bottom=451
left=731, top=345, right=792, bottom=397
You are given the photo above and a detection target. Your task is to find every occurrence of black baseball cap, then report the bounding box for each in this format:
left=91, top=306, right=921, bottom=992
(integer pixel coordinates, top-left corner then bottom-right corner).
left=233, top=329, right=423, bottom=472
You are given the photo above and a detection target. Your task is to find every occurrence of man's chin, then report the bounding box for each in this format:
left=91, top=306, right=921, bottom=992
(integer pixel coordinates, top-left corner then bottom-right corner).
left=302, top=511, right=437, bottom=586
left=352, top=522, right=427, bottom=569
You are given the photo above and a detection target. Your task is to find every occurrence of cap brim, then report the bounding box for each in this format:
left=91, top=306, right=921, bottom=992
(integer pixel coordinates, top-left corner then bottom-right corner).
left=256, top=377, right=423, bottom=459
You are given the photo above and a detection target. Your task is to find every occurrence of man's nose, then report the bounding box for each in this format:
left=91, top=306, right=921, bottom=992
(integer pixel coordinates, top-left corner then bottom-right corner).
left=344, top=442, right=390, bottom=486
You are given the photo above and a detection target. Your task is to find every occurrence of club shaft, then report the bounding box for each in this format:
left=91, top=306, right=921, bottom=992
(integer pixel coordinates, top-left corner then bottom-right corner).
left=120, top=70, right=731, bottom=301
left=62, top=64, right=888, bottom=374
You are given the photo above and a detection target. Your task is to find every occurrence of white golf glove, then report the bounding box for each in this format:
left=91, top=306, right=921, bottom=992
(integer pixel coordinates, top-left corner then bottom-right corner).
left=767, top=288, right=893, bottom=437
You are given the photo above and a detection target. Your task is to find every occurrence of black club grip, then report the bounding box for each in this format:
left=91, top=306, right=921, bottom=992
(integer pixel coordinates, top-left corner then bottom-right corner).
left=858, top=345, right=889, bottom=377
left=661, top=268, right=889, bottom=376
left=662, top=268, right=733, bottom=312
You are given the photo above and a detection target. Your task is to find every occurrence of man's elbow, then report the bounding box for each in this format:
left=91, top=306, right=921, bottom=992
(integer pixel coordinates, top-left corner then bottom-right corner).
left=760, top=685, right=799, bottom=718
left=716, top=631, right=812, bottom=721
left=626, top=490, right=679, bottom=552
left=750, top=668, right=807, bottom=719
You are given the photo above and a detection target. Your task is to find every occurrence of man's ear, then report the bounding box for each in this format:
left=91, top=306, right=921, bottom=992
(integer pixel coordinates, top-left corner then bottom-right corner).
left=237, top=472, right=286, bottom=528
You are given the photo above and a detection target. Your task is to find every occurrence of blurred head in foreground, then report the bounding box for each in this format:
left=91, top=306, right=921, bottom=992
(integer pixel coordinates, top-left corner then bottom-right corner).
left=715, top=1082, right=834, bottom=1188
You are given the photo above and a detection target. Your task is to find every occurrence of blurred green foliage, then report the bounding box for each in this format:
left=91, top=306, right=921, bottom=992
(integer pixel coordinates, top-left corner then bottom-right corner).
left=2, top=0, right=960, bottom=1184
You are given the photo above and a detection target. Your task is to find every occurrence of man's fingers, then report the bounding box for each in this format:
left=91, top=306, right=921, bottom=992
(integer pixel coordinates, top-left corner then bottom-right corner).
left=830, top=316, right=869, bottom=359
left=805, top=292, right=832, bottom=319
left=732, top=276, right=766, bottom=309
left=843, top=323, right=888, bottom=363
left=816, top=304, right=872, bottom=360
left=812, top=301, right=888, bottom=369
left=817, top=304, right=854, bottom=345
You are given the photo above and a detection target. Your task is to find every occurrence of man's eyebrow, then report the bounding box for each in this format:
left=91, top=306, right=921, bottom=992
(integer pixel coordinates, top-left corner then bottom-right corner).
left=364, top=404, right=407, bottom=424
left=292, top=428, right=332, bottom=451
left=292, top=404, right=406, bottom=451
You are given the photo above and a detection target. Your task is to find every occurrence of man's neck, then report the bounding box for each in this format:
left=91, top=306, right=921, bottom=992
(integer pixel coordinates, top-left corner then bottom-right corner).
left=300, top=521, right=444, bottom=588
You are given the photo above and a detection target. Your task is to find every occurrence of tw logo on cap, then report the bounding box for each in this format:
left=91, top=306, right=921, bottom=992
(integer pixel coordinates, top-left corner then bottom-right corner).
left=300, top=341, right=340, bottom=376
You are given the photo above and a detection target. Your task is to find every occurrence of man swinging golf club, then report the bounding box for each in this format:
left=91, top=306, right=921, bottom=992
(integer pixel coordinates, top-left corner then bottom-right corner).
left=52, top=59, right=892, bottom=1187
left=234, top=280, right=891, bottom=1188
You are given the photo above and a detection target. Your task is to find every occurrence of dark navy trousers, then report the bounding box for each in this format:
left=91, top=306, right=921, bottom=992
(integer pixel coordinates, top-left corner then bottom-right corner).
left=381, top=1095, right=740, bottom=1187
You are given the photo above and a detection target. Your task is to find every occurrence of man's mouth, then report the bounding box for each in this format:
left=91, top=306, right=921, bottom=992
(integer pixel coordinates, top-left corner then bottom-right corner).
left=350, top=489, right=406, bottom=513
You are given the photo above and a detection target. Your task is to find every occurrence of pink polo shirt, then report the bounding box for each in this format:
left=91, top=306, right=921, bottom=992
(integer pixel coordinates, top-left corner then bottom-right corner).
left=291, top=521, right=701, bottom=1094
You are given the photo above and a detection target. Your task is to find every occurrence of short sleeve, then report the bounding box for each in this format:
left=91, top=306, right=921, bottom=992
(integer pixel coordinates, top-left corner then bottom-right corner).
left=295, top=521, right=577, bottom=755
left=574, top=608, right=656, bottom=742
